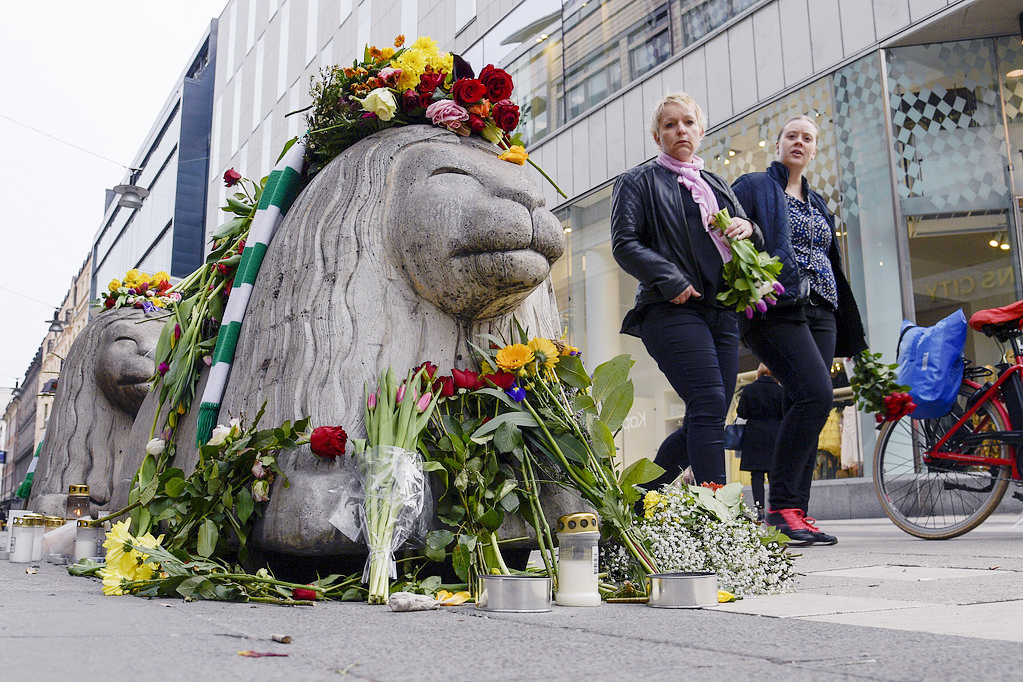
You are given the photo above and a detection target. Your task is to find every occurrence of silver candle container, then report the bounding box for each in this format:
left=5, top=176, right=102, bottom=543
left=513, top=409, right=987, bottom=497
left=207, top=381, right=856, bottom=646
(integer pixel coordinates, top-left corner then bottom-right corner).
left=475, top=575, right=552, bottom=613
left=646, top=571, right=719, bottom=608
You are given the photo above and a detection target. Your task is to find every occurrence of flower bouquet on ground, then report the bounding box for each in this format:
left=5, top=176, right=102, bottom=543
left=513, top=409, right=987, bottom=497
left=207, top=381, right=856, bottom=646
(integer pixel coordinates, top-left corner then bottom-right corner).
left=711, top=208, right=785, bottom=318
left=467, top=325, right=663, bottom=578
left=626, top=483, right=795, bottom=596
left=848, top=349, right=916, bottom=424
left=331, top=367, right=441, bottom=604
left=414, top=362, right=521, bottom=589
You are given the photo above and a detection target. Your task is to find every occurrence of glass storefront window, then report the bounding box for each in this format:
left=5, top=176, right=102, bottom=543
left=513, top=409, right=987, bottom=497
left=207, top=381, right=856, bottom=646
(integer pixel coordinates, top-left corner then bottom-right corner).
left=886, top=40, right=1020, bottom=367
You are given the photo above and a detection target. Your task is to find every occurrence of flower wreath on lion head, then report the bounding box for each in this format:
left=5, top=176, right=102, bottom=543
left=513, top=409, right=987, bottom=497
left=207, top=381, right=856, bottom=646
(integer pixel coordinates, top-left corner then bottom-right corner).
left=301, top=35, right=563, bottom=196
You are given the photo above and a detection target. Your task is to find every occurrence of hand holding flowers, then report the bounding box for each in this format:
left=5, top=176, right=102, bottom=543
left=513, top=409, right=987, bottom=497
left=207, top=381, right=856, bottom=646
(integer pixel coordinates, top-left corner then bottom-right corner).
left=711, top=208, right=785, bottom=318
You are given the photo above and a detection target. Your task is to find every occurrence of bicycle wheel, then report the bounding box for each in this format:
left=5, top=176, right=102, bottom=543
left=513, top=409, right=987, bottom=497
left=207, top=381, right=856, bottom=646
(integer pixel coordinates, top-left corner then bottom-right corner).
left=873, top=384, right=1013, bottom=539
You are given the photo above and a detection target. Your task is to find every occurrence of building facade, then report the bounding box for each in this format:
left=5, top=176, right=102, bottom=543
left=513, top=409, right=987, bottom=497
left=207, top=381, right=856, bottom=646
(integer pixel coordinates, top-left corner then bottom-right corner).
left=91, top=20, right=219, bottom=300
left=201, top=0, right=1022, bottom=501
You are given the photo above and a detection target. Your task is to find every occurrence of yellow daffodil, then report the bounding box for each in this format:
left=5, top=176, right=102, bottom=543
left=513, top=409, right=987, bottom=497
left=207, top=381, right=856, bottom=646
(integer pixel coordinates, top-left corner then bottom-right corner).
left=717, top=590, right=738, bottom=603
left=148, top=296, right=165, bottom=308
left=528, top=337, right=560, bottom=370
left=498, top=145, right=528, bottom=165
left=495, top=344, right=534, bottom=372
left=642, top=490, right=664, bottom=519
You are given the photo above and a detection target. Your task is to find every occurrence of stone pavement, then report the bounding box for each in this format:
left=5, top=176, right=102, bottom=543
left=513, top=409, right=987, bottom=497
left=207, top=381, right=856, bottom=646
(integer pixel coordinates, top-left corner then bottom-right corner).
left=1, top=514, right=1022, bottom=681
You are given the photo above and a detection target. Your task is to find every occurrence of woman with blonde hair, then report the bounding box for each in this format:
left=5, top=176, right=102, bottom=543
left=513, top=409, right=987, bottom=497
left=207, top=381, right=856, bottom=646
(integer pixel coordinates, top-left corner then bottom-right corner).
left=732, top=115, right=867, bottom=545
left=612, top=92, right=761, bottom=488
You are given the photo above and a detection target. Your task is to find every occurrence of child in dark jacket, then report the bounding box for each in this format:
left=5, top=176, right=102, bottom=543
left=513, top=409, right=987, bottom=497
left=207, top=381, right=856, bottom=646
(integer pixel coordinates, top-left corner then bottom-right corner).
left=736, top=364, right=784, bottom=521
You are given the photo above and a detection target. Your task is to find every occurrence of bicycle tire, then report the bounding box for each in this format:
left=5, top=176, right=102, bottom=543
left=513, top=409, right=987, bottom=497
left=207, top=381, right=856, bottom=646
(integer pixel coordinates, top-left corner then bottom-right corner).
left=873, top=383, right=1013, bottom=539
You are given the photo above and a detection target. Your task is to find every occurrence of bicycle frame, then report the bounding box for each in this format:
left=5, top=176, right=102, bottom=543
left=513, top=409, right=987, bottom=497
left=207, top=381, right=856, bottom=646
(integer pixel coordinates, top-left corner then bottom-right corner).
left=925, top=338, right=1023, bottom=481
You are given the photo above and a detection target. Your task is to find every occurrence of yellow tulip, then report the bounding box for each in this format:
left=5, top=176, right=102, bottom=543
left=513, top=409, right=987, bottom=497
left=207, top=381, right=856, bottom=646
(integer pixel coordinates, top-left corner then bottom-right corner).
left=717, top=590, right=738, bottom=603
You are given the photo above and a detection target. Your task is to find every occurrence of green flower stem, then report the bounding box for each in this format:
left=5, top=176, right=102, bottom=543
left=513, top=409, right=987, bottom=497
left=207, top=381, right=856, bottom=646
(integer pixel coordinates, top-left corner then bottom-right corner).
left=526, top=157, right=567, bottom=198
left=521, top=399, right=594, bottom=496
left=95, top=501, right=141, bottom=525
left=521, top=452, right=558, bottom=583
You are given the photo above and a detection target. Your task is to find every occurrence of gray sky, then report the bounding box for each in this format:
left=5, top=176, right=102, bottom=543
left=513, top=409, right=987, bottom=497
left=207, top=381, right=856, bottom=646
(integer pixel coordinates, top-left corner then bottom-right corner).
left=0, top=1, right=226, bottom=401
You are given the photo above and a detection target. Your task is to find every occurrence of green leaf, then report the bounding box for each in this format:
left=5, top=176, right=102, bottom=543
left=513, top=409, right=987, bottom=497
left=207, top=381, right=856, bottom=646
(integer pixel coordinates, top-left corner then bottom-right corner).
left=479, top=508, right=504, bottom=532
left=572, top=393, right=597, bottom=414
left=586, top=414, right=617, bottom=463
left=422, top=460, right=448, bottom=492
left=552, top=432, right=589, bottom=464
left=197, top=519, right=218, bottom=557
left=493, top=422, right=524, bottom=454
left=163, top=477, right=186, bottom=498
left=554, top=353, right=590, bottom=389
left=619, top=458, right=665, bottom=504
left=493, top=479, right=517, bottom=503
left=470, top=412, right=538, bottom=442
left=211, top=216, right=247, bottom=239
left=598, top=381, right=634, bottom=432
left=452, top=542, right=472, bottom=582
left=235, top=486, right=255, bottom=524
left=426, top=529, right=455, bottom=550
left=591, top=355, right=634, bottom=404
left=139, top=476, right=159, bottom=505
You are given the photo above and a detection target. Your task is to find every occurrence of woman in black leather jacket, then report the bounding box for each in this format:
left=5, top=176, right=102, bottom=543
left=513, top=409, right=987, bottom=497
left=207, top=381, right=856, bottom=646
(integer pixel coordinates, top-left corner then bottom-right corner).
left=611, top=92, right=760, bottom=487
left=731, top=115, right=867, bottom=545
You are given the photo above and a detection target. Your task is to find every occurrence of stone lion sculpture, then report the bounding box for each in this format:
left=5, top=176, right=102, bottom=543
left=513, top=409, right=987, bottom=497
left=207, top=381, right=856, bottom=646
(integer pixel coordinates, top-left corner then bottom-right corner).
left=29, top=308, right=163, bottom=517
left=112, top=125, right=571, bottom=555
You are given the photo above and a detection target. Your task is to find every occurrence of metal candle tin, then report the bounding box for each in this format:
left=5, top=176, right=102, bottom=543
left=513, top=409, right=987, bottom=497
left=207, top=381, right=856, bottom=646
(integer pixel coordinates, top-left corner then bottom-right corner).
left=475, top=575, right=552, bottom=612
left=646, top=571, right=719, bottom=608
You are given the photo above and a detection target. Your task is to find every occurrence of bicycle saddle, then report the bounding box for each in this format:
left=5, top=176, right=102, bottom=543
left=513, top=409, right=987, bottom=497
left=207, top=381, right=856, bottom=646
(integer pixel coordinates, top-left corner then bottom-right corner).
left=969, top=300, right=1023, bottom=340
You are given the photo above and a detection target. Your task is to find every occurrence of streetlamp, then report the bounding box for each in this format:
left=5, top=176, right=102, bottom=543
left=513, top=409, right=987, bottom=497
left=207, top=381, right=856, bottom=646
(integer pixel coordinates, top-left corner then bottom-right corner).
left=111, top=168, right=149, bottom=209
left=45, top=310, right=63, bottom=334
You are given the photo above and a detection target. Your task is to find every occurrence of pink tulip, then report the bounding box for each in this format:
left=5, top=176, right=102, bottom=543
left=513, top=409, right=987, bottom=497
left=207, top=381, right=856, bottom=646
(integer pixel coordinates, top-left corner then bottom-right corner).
left=773, top=281, right=785, bottom=294
left=368, top=392, right=377, bottom=409
left=744, top=306, right=754, bottom=319
left=415, top=392, right=433, bottom=413
left=755, top=300, right=768, bottom=313
left=396, top=384, right=406, bottom=405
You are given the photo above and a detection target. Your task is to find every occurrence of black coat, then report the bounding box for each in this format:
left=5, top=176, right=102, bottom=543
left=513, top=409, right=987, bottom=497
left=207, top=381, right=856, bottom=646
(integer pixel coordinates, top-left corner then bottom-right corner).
left=611, top=159, right=763, bottom=336
left=731, top=162, right=868, bottom=357
left=736, top=375, right=784, bottom=472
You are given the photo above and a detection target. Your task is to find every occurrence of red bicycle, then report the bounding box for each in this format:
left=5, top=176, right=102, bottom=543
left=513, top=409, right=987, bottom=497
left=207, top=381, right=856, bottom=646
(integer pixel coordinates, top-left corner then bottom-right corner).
left=873, top=301, right=1023, bottom=539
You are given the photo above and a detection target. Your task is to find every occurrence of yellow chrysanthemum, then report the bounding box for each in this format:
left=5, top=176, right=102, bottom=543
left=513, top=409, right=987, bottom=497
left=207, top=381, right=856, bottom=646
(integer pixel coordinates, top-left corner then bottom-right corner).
left=394, top=49, right=428, bottom=91
left=100, top=564, right=131, bottom=596
left=643, top=490, right=664, bottom=519
left=528, top=337, right=560, bottom=370
left=495, top=344, right=534, bottom=371
left=151, top=271, right=170, bottom=285
left=108, top=279, right=122, bottom=292
left=380, top=46, right=395, bottom=60
left=102, top=519, right=136, bottom=574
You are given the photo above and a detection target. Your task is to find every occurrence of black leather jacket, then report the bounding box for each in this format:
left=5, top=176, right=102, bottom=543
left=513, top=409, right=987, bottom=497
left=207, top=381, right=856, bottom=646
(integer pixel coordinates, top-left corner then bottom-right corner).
left=611, top=159, right=763, bottom=336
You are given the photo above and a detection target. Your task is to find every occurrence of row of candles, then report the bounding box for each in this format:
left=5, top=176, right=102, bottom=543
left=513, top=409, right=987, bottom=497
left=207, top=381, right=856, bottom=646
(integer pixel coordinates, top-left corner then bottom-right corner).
left=3, top=485, right=105, bottom=564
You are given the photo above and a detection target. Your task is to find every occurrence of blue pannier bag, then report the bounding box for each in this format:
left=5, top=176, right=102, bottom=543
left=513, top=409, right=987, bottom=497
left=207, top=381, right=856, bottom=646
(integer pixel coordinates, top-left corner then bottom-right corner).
left=896, top=309, right=968, bottom=419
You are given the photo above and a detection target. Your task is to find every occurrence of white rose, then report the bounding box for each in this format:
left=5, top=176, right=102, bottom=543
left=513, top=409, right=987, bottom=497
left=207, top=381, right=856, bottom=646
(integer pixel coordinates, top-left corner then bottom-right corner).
left=355, top=88, right=398, bottom=121
left=145, top=438, right=166, bottom=456
left=207, top=424, right=232, bottom=446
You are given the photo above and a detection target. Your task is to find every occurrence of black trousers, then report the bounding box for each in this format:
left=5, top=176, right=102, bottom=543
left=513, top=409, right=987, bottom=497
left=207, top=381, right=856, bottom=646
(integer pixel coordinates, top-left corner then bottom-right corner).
left=744, top=304, right=836, bottom=512
left=640, top=302, right=738, bottom=487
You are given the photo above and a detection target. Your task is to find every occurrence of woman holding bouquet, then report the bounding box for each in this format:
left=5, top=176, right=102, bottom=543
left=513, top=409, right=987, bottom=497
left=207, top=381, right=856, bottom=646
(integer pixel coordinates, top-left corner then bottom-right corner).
left=731, top=115, right=867, bottom=545
left=611, top=92, right=761, bottom=488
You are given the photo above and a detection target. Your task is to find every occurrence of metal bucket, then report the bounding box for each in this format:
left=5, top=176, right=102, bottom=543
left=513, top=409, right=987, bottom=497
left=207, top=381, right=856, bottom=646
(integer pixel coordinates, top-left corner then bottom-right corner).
left=646, top=571, right=718, bottom=608
left=476, top=575, right=552, bottom=612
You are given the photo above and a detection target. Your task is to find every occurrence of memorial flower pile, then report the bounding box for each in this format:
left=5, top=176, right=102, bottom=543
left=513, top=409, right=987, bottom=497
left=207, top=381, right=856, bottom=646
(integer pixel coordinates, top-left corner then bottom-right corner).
left=849, top=349, right=916, bottom=423
left=96, top=269, right=178, bottom=312
left=639, top=483, right=796, bottom=596
left=302, top=34, right=563, bottom=195
left=711, top=208, right=785, bottom=318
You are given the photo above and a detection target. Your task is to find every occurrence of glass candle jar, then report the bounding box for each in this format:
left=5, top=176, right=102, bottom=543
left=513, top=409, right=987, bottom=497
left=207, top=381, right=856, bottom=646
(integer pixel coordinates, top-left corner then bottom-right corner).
left=65, top=484, right=91, bottom=520
left=74, top=520, right=101, bottom=562
left=9, top=515, right=37, bottom=563
left=555, top=512, right=601, bottom=607
left=28, top=513, right=46, bottom=561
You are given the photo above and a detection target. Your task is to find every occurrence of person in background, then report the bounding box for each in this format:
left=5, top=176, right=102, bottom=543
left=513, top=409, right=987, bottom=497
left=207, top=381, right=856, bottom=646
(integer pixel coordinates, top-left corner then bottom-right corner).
left=611, top=92, right=761, bottom=489
left=732, top=115, right=867, bottom=546
left=736, top=364, right=784, bottom=522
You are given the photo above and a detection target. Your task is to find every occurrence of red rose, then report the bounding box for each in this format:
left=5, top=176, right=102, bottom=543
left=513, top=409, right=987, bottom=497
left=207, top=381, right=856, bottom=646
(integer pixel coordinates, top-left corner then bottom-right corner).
left=223, top=168, right=242, bottom=187
left=310, top=425, right=348, bottom=460
left=435, top=375, right=455, bottom=398
left=415, top=361, right=438, bottom=381
left=492, top=100, right=520, bottom=132
left=402, top=89, right=422, bottom=112
left=485, top=371, right=516, bottom=390
left=417, top=69, right=446, bottom=96
left=451, top=78, right=487, bottom=106
left=104, top=297, right=115, bottom=309
left=468, top=114, right=485, bottom=133
left=292, top=587, right=318, bottom=600
left=479, top=64, right=513, bottom=101
left=452, top=368, right=483, bottom=391
left=156, top=279, right=172, bottom=293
